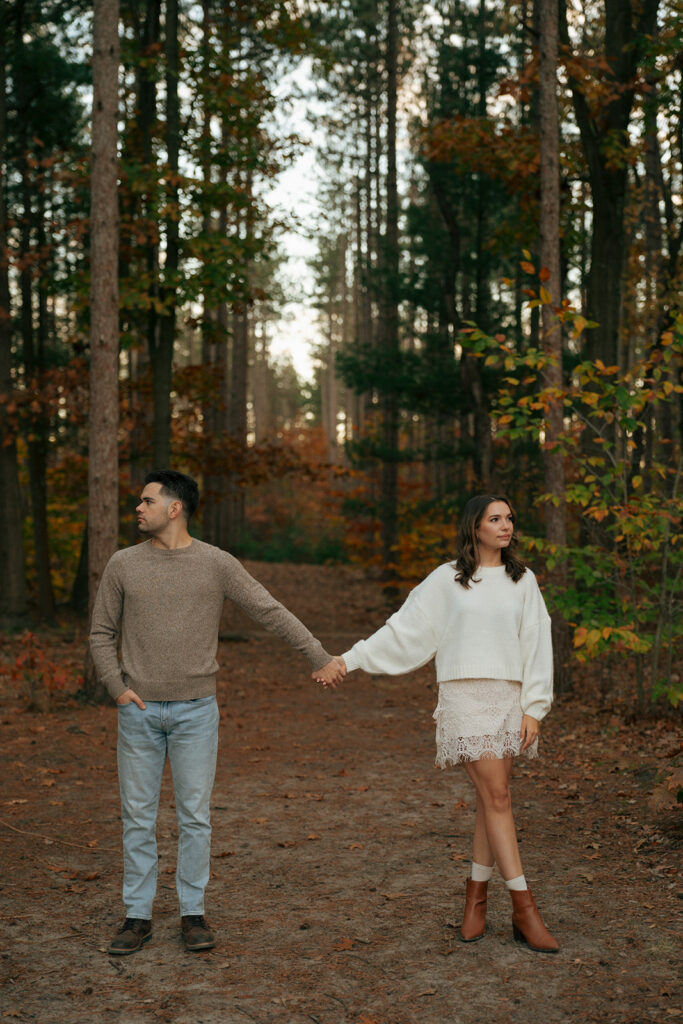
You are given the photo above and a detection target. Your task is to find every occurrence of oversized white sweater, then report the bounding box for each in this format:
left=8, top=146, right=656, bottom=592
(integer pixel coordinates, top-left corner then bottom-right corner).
left=342, top=562, right=553, bottom=722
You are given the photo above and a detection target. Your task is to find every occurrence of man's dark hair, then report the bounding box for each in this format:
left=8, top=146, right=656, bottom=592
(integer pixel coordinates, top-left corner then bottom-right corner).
left=144, top=470, right=199, bottom=522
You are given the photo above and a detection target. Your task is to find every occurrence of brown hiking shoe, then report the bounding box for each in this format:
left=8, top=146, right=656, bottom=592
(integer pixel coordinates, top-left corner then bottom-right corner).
left=181, top=914, right=215, bottom=951
left=107, top=917, right=152, bottom=955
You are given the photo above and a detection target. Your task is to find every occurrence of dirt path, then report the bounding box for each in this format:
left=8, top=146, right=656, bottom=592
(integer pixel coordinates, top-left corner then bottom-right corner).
left=0, top=563, right=680, bottom=1024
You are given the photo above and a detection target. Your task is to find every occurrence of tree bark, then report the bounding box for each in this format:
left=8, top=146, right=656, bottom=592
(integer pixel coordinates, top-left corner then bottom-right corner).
left=0, top=24, right=28, bottom=625
left=84, top=0, right=121, bottom=702
left=379, top=0, right=399, bottom=569
left=14, top=9, right=56, bottom=622
left=538, top=0, right=570, bottom=692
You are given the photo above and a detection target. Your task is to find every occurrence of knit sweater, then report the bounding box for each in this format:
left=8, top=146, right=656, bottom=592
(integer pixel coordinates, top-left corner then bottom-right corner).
left=89, top=539, right=332, bottom=701
left=342, top=562, right=553, bottom=721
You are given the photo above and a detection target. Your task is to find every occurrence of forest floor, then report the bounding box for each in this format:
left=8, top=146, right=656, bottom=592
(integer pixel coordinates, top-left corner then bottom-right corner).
left=0, top=561, right=680, bottom=1024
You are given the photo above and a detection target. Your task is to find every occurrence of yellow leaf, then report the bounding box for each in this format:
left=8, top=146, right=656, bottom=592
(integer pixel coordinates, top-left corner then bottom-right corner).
left=539, top=286, right=552, bottom=304
left=586, top=628, right=602, bottom=649
left=573, top=627, right=587, bottom=648
left=632, top=475, right=642, bottom=489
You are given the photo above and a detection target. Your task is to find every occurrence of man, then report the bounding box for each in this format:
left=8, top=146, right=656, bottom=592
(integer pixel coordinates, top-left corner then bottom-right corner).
left=90, top=469, right=344, bottom=955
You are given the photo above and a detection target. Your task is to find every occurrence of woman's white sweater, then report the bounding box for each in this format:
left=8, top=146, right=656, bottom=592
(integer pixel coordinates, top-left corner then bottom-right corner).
left=342, top=562, right=553, bottom=722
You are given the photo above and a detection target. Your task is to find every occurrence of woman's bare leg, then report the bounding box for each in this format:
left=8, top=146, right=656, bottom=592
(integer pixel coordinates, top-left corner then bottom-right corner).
left=465, top=756, right=522, bottom=881
left=471, top=792, right=494, bottom=867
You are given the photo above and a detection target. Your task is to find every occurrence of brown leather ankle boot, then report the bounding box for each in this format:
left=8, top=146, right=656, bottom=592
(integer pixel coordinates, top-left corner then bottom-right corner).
left=510, top=888, right=559, bottom=953
left=459, top=878, right=488, bottom=942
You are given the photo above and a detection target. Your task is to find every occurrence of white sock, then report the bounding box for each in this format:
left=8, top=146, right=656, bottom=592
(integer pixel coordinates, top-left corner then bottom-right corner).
left=504, top=874, right=527, bottom=891
left=471, top=862, right=494, bottom=882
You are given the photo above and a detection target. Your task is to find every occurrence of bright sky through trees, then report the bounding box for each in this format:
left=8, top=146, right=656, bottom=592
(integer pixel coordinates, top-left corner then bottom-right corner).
left=265, top=60, right=323, bottom=381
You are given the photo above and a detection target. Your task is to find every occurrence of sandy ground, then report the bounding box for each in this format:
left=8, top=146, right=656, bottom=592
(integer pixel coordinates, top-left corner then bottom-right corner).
left=0, top=562, right=680, bottom=1024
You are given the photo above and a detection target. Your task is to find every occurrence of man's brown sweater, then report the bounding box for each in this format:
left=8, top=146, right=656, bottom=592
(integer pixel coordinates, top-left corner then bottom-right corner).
left=89, top=539, right=332, bottom=701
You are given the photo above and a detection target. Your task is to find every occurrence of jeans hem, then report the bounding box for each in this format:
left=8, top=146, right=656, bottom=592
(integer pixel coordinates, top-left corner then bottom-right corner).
left=124, top=908, right=153, bottom=920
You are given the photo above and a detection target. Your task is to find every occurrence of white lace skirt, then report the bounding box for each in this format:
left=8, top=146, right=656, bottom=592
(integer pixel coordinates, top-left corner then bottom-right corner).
left=433, top=678, right=539, bottom=768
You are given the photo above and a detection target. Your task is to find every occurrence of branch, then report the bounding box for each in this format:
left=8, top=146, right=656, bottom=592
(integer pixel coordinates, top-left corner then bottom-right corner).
left=0, top=817, right=117, bottom=853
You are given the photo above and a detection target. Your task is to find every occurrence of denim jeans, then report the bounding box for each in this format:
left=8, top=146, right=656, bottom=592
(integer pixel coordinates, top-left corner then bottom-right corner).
left=117, top=696, right=219, bottom=918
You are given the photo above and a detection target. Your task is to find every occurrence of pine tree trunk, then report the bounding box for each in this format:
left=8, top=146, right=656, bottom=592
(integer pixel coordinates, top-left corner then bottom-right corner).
left=0, top=30, right=28, bottom=625
left=226, top=257, right=248, bottom=552
left=21, top=170, right=56, bottom=621
left=538, top=0, right=570, bottom=693
left=84, top=0, right=120, bottom=703
left=379, top=0, right=399, bottom=569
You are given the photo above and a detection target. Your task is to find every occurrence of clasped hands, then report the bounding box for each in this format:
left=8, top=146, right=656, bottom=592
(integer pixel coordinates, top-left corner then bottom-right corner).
left=313, top=656, right=347, bottom=690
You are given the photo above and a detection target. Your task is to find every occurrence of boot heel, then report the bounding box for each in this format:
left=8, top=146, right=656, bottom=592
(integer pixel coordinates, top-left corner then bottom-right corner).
left=510, top=889, right=559, bottom=953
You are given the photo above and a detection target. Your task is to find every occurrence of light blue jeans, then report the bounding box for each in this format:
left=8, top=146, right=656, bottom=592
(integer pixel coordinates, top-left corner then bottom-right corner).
left=117, top=696, right=219, bottom=918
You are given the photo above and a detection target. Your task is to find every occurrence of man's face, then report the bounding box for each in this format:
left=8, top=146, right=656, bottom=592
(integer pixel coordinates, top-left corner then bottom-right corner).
left=136, top=483, right=174, bottom=536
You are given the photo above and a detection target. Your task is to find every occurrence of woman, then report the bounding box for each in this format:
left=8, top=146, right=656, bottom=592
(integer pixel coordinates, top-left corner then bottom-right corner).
left=315, top=494, right=558, bottom=953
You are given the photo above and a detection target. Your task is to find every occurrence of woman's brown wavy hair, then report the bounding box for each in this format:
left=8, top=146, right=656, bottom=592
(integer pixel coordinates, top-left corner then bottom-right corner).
left=453, top=494, right=527, bottom=589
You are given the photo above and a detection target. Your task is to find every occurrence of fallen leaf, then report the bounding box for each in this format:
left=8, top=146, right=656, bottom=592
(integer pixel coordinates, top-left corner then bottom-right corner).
left=333, top=937, right=354, bottom=951
left=348, top=842, right=363, bottom=850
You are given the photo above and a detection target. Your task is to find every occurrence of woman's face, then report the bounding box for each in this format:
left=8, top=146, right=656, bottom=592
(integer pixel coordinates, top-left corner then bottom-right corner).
left=476, top=501, right=514, bottom=554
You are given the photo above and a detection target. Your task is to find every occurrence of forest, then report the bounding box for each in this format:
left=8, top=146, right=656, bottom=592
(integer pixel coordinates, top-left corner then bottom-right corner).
left=0, top=0, right=681, bottom=710
left=0, top=4, right=681, bottom=1021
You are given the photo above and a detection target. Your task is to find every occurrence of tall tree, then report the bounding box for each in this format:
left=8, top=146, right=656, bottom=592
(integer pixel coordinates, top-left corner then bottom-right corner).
left=85, top=0, right=120, bottom=701
left=538, top=0, right=569, bottom=691
left=0, top=8, right=28, bottom=626
left=560, top=0, right=660, bottom=367
left=14, top=13, right=57, bottom=621
left=378, top=0, right=400, bottom=566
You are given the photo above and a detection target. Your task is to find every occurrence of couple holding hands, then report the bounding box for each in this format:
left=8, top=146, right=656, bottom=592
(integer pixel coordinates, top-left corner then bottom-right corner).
left=91, top=471, right=557, bottom=957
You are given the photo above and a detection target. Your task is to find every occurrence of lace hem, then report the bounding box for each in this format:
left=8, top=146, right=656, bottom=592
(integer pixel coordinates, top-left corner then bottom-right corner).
left=435, top=729, right=539, bottom=768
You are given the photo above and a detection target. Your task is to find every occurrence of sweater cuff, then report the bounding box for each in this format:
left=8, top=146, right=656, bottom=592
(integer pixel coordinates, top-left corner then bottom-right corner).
left=107, top=677, right=129, bottom=702
left=341, top=649, right=360, bottom=673
left=521, top=698, right=550, bottom=722
left=311, top=647, right=334, bottom=671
